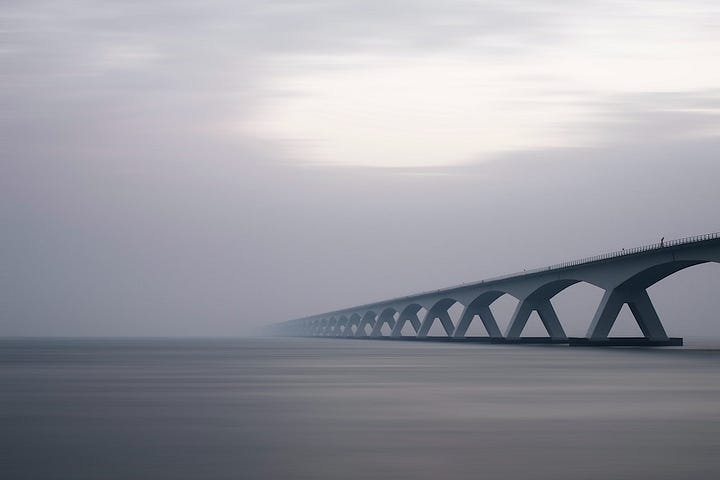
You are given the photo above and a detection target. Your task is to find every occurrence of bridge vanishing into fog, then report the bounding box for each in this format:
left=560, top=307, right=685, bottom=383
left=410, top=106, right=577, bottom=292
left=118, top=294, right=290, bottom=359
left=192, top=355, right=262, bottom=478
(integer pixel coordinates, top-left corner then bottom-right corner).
left=273, top=233, right=720, bottom=346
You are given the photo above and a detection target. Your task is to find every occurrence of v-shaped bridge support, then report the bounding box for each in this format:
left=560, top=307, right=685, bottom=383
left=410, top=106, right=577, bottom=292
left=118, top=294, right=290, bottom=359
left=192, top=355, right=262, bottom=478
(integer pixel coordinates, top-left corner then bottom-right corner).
left=586, top=287, right=668, bottom=340
left=505, top=299, right=567, bottom=340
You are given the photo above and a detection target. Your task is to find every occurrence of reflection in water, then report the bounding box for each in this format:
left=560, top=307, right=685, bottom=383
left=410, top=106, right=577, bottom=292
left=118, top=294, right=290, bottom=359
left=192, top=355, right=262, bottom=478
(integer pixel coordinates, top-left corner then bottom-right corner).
left=2, top=338, right=720, bottom=479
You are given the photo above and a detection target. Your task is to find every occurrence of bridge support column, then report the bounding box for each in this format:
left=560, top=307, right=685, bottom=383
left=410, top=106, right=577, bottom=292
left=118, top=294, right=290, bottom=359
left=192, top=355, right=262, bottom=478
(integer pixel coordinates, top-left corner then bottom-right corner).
left=586, top=287, right=668, bottom=341
left=371, top=310, right=396, bottom=337
left=391, top=309, right=422, bottom=337
left=356, top=313, right=376, bottom=337
left=330, top=320, right=340, bottom=337
left=417, top=309, right=455, bottom=337
left=325, top=319, right=336, bottom=336
left=454, top=303, right=502, bottom=338
left=505, top=299, right=567, bottom=340
left=343, top=316, right=358, bottom=337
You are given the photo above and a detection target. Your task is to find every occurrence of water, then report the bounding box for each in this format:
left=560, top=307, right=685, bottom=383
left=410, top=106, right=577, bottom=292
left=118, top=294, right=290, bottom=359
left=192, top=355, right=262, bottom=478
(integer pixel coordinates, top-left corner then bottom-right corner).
left=2, top=337, right=720, bottom=479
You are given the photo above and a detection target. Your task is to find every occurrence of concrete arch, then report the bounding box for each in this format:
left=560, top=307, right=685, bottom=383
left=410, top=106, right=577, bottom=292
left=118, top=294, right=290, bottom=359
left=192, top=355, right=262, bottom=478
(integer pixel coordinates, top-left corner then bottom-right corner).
left=371, top=307, right=398, bottom=337
left=505, top=280, right=582, bottom=340
left=617, top=260, right=714, bottom=291
left=588, top=256, right=720, bottom=340
left=326, top=317, right=338, bottom=336
left=335, top=315, right=349, bottom=337
left=526, top=279, right=582, bottom=301
left=648, top=262, right=720, bottom=336
left=418, top=298, right=459, bottom=337
left=391, top=304, right=423, bottom=337
left=454, top=291, right=508, bottom=338
left=548, top=281, right=607, bottom=338
left=345, top=313, right=361, bottom=337
left=322, top=318, right=331, bottom=336
left=357, top=311, right=377, bottom=337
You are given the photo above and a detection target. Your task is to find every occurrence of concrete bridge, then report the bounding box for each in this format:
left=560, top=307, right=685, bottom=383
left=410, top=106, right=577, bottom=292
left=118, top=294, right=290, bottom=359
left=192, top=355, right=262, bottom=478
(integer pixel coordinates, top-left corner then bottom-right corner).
left=273, top=233, right=720, bottom=346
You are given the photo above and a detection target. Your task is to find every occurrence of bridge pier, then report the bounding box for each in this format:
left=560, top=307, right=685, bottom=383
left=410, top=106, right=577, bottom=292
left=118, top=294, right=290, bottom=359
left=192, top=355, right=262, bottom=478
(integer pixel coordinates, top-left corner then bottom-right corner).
left=356, top=311, right=376, bottom=337
left=325, top=317, right=336, bottom=336
left=418, top=300, right=457, bottom=337
left=391, top=305, right=422, bottom=337
left=343, top=314, right=359, bottom=337
left=417, top=310, right=455, bottom=337
left=334, top=316, right=347, bottom=337
left=453, top=294, right=503, bottom=338
left=586, top=287, right=668, bottom=341
left=371, top=309, right=396, bottom=337
left=505, top=298, right=567, bottom=341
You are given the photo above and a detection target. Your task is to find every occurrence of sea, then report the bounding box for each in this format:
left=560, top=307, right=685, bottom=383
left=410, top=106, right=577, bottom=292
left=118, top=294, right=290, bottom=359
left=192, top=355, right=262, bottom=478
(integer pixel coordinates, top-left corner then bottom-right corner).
left=2, top=337, right=720, bottom=480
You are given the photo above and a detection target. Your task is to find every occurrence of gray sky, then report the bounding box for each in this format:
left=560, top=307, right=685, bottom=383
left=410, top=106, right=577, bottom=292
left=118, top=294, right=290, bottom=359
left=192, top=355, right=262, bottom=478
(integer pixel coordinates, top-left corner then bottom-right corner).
left=2, top=0, right=720, bottom=337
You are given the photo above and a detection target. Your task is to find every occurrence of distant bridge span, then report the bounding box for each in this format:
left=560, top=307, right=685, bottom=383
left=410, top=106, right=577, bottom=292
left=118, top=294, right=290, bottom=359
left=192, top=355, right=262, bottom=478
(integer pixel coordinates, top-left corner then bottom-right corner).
left=273, top=233, right=720, bottom=346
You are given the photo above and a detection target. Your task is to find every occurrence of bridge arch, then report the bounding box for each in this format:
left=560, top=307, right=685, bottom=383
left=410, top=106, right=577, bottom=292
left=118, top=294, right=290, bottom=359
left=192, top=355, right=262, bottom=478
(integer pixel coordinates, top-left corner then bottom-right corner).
left=357, top=311, right=377, bottom=337
left=504, top=280, right=583, bottom=339
left=326, top=316, right=338, bottom=336
left=371, top=307, right=398, bottom=337
left=418, top=298, right=459, bottom=337
left=391, top=304, right=424, bottom=337
left=588, top=255, right=720, bottom=340
left=334, top=315, right=348, bottom=337
left=317, top=318, right=328, bottom=336
left=454, top=291, right=509, bottom=338
left=345, top=313, right=362, bottom=337
left=647, top=262, right=720, bottom=338
left=617, top=259, right=715, bottom=291
left=342, top=317, right=351, bottom=335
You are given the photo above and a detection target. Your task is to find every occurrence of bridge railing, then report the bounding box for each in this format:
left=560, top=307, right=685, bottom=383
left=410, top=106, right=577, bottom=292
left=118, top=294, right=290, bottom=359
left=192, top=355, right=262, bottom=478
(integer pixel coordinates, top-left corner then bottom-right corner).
left=544, top=231, right=720, bottom=272
left=434, top=231, right=720, bottom=292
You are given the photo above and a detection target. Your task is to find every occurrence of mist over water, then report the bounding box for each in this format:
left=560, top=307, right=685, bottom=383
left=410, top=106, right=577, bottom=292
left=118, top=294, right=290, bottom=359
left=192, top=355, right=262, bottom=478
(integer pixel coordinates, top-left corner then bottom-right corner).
left=3, top=337, right=720, bottom=480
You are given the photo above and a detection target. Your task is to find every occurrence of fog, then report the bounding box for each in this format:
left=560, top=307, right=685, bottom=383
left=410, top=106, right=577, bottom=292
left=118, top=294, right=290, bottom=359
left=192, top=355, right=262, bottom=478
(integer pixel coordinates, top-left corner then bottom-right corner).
left=2, top=0, right=719, bottom=337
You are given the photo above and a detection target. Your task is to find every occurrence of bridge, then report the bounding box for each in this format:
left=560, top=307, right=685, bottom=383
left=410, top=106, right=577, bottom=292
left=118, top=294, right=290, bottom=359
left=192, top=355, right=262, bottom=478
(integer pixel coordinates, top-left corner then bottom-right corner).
left=272, top=233, right=720, bottom=346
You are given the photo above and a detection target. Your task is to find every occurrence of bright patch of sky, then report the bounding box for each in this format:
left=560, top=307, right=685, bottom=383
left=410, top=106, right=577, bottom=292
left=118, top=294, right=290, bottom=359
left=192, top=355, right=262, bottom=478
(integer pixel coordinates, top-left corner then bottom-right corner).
left=2, top=1, right=719, bottom=169
left=240, top=1, right=720, bottom=167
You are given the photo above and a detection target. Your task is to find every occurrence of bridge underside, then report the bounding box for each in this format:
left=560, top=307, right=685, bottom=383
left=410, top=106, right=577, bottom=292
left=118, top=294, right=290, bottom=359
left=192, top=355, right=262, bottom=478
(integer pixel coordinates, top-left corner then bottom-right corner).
left=279, top=235, right=719, bottom=347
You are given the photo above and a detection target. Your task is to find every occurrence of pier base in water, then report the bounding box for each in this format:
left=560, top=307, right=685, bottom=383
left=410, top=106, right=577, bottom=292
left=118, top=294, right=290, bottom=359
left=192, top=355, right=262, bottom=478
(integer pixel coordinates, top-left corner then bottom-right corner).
left=309, top=336, right=683, bottom=346
left=568, top=337, right=683, bottom=347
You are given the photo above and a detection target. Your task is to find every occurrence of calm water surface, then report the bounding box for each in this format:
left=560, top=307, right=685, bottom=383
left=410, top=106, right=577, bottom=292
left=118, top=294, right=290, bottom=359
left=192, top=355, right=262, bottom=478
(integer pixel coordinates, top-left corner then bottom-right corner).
left=2, top=338, right=720, bottom=479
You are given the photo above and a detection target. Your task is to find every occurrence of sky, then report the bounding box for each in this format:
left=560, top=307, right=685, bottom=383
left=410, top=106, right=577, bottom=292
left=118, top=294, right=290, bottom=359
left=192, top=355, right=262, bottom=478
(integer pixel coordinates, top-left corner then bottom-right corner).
left=2, top=0, right=720, bottom=337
